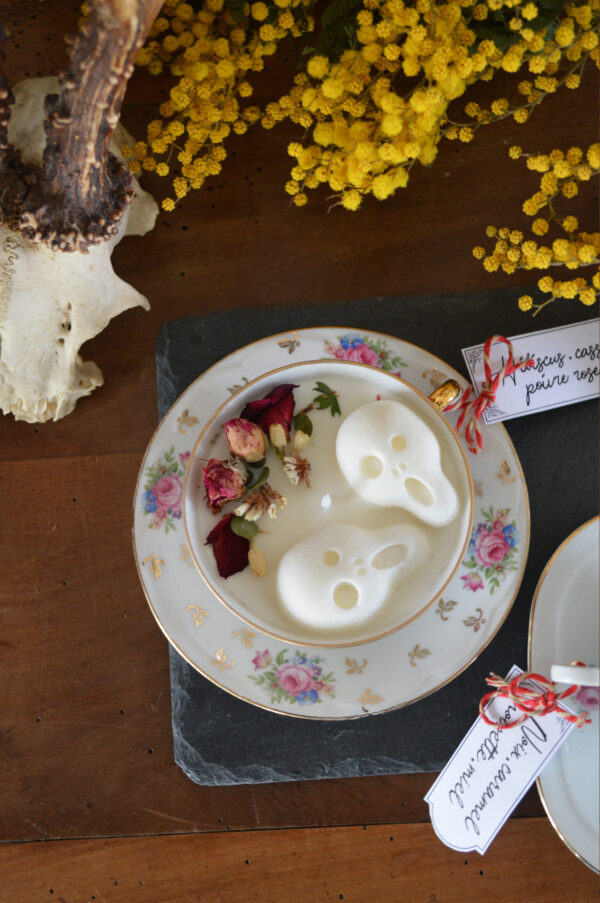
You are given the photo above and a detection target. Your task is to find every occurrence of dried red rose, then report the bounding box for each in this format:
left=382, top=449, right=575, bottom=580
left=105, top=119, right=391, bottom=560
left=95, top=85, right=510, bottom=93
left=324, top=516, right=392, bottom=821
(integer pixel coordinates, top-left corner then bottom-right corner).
left=205, top=514, right=249, bottom=578
left=224, top=418, right=266, bottom=463
left=202, top=458, right=246, bottom=513
left=240, top=383, right=298, bottom=441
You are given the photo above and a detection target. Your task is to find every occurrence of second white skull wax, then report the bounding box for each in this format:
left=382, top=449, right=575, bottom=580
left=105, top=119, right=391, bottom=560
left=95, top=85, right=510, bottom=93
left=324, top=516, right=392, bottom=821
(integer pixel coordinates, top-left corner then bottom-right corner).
left=277, top=523, right=430, bottom=630
left=335, top=399, right=459, bottom=526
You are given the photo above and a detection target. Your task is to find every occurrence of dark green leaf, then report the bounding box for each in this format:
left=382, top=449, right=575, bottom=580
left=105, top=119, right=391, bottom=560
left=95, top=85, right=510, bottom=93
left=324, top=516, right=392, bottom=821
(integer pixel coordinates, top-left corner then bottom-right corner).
left=223, top=0, right=246, bottom=23
left=293, top=412, right=313, bottom=435
left=312, top=382, right=341, bottom=416
left=469, top=0, right=563, bottom=53
left=315, top=0, right=362, bottom=61
left=321, top=0, right=360, bottom=31
left=231, top=516, right=259, bottom=540
left=246, top=466, right=270, bottom=491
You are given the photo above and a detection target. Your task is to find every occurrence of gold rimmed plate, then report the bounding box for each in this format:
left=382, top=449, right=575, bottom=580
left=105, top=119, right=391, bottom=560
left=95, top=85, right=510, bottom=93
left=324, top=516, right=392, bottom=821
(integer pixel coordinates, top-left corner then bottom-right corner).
left=529, top=516, right=599, bottom=873
left=133, top=327, right=529, bottom=719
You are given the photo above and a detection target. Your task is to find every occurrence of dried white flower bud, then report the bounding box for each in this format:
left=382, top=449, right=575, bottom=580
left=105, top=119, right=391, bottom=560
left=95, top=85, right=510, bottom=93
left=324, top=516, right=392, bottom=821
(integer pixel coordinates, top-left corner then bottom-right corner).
left=248, top=544, right=268, bottom=577
left=283, top=454, right=311, bottom=487
left=292, top=429, right=311, bottom=452
left=269, top=422, right=287, bottom=450
left=234, top=483, right=287, bottom=520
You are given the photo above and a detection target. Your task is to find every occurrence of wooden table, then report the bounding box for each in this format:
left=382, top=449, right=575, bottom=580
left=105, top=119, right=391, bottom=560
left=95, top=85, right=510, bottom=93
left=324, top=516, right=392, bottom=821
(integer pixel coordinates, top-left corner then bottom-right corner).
left=1, top=3, right=598, bottom=900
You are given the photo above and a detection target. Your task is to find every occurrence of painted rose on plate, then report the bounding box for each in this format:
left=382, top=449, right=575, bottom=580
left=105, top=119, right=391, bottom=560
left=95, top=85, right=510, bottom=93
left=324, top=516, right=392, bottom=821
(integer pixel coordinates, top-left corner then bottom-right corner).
left=325, top=334, right=407, bottom=374
left=461, top=506, right=519, bottom=593
left=250, top=649, right=335, bottom=705
left=575, top=685, right=600, bottom=709
left=142, top=446, right=188, bottom=532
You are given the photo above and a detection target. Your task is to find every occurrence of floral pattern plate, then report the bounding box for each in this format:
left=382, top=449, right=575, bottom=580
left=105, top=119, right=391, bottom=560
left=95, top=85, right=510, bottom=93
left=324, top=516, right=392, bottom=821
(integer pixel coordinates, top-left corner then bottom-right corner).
left=529, top=517, right=600, bottom=873
left=133, top=328, right=530, bottom=719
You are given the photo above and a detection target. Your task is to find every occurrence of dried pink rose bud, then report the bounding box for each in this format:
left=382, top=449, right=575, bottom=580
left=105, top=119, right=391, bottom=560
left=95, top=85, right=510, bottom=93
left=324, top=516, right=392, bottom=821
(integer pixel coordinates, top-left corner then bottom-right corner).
left=240, top=383, right=298, bottom=440
left=202, top=458, right=246, bottom=513
left=224, top=418, right=266, bottom=463
left=205, top=514, right=249, bottom=578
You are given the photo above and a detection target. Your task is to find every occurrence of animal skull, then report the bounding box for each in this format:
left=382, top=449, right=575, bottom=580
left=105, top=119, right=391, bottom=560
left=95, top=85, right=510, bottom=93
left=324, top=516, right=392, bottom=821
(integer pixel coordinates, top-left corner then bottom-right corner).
left=336, top=400, right=459, bottom=527
left=0, top=77, right=158, bottom=422
left=277, top=523, right=430, bottom=630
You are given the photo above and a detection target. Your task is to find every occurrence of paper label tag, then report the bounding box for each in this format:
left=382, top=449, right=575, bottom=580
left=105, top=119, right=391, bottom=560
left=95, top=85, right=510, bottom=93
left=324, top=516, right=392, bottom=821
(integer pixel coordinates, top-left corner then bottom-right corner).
left=462, top=318, right=599, bottom=424
left=424, top=665, right=576, bottom=854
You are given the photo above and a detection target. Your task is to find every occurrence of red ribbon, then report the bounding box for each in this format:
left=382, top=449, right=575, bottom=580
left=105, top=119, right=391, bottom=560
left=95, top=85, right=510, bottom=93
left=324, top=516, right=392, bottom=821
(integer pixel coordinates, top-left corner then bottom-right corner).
left=446, top=335, right=534, bottom=454
left=479, top=667, right=591, bottom=730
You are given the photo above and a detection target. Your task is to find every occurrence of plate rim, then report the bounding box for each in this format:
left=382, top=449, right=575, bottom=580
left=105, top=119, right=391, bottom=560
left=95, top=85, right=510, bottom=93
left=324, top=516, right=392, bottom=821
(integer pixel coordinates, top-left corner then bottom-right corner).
left=528, top=514, right=600, bottom=874
left=133, top=325, right=531, bottom=720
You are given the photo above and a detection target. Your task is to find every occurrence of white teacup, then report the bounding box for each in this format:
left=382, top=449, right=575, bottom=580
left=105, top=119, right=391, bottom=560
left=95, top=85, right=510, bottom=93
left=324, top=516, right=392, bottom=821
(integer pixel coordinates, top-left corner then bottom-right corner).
left=551, top=664, right=600, bottom=687
left=183, top=359, right=474, bottom=647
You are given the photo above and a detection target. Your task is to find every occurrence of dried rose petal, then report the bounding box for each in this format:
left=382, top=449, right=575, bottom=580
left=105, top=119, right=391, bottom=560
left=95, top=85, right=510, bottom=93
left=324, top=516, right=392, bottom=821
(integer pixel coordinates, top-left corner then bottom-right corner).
left=240, top=383, right=298, bottom=440
left=224, top=418, right=266, bottom=463
left=202, top=458, right=246, bottom=513
left=206, top=513, right=249, bottom=578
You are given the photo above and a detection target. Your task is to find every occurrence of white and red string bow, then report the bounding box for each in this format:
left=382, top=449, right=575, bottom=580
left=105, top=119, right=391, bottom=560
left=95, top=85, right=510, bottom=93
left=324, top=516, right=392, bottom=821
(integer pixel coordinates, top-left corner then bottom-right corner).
left=447, top=335, right=534, bottom=454
left=479, top=667, right=591, bottom=730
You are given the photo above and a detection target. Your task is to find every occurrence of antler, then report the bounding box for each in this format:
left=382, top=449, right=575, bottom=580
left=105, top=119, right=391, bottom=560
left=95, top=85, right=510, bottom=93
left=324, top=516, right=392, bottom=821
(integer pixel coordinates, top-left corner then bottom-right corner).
left=0, top=0, right=163, bottom=252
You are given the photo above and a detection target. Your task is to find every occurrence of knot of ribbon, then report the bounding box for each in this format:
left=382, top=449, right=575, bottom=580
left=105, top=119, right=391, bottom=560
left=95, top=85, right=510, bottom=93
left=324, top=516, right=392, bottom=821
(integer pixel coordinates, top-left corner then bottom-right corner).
left=446, top=335, right=534, bottom=454
left=479, top=667, right=591, bottom=730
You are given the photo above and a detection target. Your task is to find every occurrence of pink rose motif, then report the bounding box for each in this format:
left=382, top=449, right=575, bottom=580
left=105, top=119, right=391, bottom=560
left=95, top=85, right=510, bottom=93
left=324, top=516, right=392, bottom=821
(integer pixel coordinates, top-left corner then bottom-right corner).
left=179, top=451, right=191, bottom=464
left=338, top=344, right=380, bottom=366
left=461, top=573, right=484, bottom=591
left=150, top=507, right=167, bottom=528
left=475, top=528, right=510, bottom=567
left=491, top=509, right=509, bottom=529
left=575, top=685, right=600, bottom=708
left=252, top=650, right=272, bottom=670
left=152, top=473, right=183, bottom=514
left=276, top=664, right=313, bottom=696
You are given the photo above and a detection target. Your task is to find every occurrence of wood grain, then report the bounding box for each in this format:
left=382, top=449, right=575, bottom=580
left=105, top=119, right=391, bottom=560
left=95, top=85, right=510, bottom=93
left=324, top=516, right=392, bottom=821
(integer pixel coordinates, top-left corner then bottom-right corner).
left=0, top=451, right=545, bottom=841
left=1, top=820, right=599, bottom=903
left=0, top=0, right=597, bottom=896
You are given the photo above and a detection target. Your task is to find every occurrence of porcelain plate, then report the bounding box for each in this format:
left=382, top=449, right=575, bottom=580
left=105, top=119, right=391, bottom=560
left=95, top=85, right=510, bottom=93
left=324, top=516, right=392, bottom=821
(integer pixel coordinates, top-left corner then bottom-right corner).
left=133, top=327, right=530, bottom=719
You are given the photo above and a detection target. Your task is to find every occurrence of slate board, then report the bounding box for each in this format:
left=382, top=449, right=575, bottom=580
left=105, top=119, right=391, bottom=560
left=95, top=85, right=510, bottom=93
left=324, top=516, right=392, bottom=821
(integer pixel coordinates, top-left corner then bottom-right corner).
left=155, top=288, right=599, bottom=786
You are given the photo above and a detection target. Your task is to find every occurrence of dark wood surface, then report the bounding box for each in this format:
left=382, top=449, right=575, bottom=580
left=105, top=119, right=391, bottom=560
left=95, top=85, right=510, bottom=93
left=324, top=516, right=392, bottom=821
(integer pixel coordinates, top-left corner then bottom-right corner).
left=1, top=2, right=598, bottom=900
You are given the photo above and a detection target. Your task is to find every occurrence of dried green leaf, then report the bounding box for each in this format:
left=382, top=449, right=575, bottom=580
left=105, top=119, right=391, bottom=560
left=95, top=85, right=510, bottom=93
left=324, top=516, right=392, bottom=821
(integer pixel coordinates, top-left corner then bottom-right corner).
left=312, top=382, right=341, bottom=416
left=231, top=516, right=259, bottom=540
left=246, top=466, right=270, bottom=491
left=293, top=412, right=313, bottom=436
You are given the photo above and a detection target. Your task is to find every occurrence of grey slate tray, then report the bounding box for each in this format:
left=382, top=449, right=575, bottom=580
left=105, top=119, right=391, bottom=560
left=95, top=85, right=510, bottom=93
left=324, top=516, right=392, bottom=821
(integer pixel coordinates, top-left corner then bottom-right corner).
left=156, top=288, right=598, bottom=786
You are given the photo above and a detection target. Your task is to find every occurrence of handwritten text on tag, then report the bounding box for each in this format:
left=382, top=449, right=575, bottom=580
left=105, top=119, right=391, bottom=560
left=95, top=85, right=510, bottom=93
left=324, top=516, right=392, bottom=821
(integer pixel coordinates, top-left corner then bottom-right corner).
left=462, top=318, right=599, bottom=424
left=424, top=666, right=576, bottom=854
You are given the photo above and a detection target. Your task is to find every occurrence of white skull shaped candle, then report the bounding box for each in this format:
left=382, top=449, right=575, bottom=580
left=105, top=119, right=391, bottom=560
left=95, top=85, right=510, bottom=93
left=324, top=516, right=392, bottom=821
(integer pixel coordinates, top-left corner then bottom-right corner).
left=277, top=523, right=430, bottom=630
left=335, top=400, right=459, bottom=527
